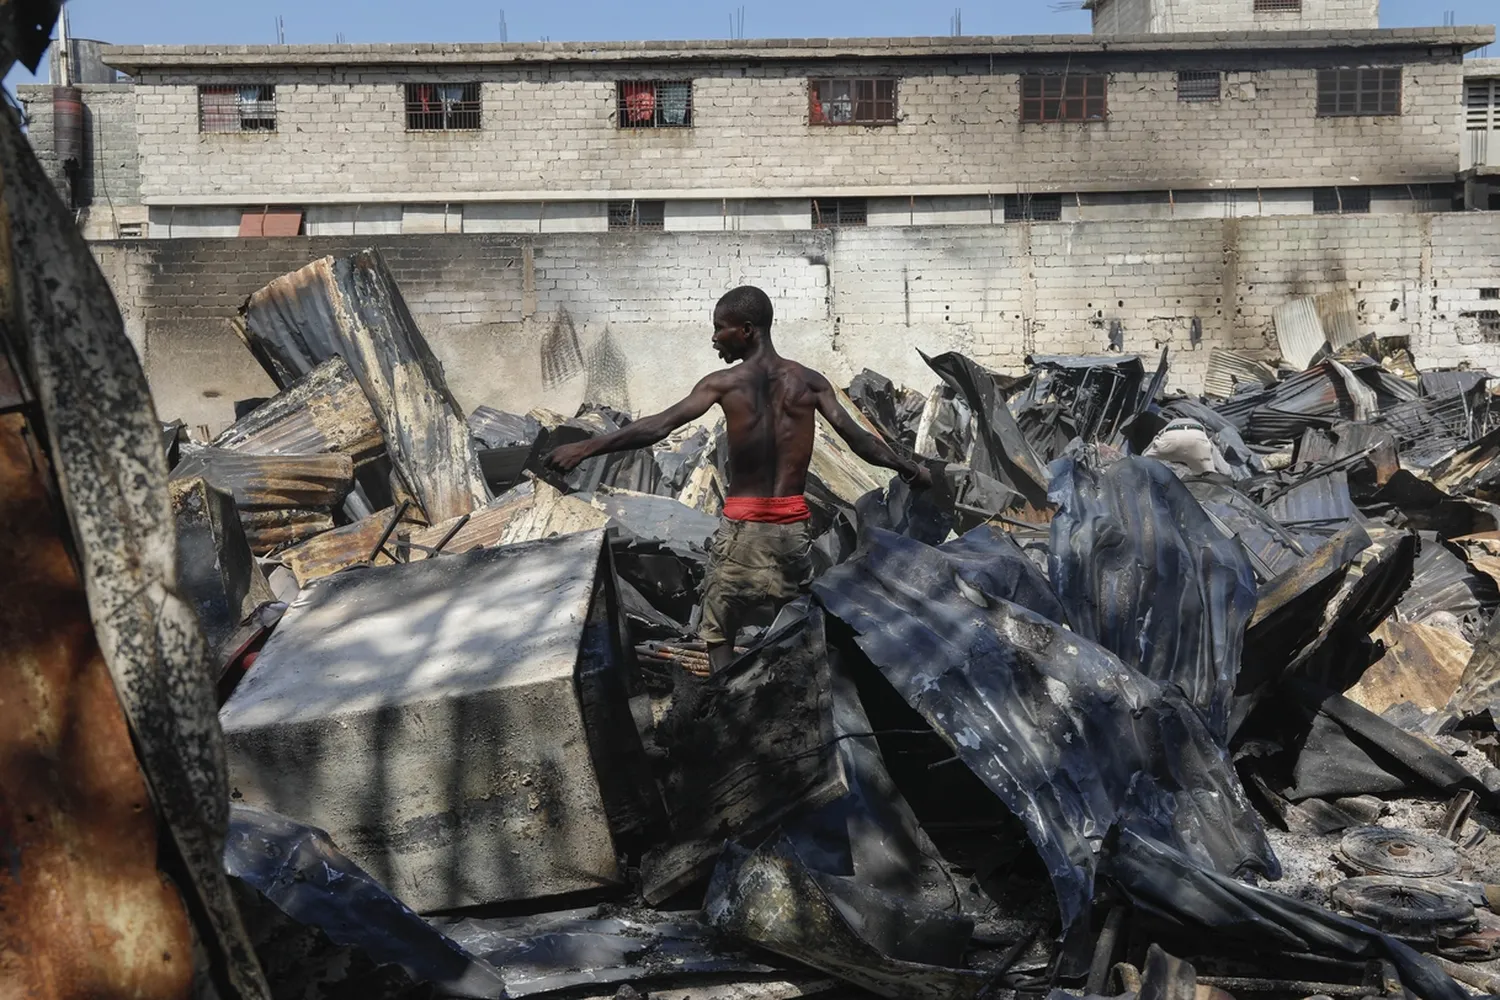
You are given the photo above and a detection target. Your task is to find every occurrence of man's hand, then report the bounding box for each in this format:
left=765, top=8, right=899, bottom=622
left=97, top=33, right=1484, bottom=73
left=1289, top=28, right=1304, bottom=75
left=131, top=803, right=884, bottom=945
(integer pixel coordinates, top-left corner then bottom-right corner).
left=903, top=464, right=935, bottom=490
left=545, top=441, right=593, bottom=474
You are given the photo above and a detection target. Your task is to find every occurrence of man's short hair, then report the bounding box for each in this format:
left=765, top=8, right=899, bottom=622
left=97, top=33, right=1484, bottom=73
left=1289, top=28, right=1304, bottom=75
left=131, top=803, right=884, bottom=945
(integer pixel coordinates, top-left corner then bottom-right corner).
left=717, top=286, right=774, bottom=333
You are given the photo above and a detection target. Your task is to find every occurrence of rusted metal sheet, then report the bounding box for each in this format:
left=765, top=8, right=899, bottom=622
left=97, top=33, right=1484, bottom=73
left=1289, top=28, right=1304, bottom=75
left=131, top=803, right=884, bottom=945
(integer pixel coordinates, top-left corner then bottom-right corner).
left=0, top=412, right=195, bottom=1000
left=497, top=479, right=611, bottom=544
left=807, top=394, right=888, bottom=508
left=171, top=448, right=354, bottom=509
left=239, top=251, right=488, bottom=522
left=1452, top=531, right=1500, bottom=589
left=679, top=460, right=726, bottom=516
left=1347, top=620, right=1471, bottom=715
left=1423, top=425, right=1500, bottom=501
left=0, top=99, right=269, bottom=999
left=239, top=507, right=335, bottom=554
left=212, top=355, right=383, bottom=464
left=403, top=479, right=544, bottom=559
left=275, top=506, right=417, bottom=587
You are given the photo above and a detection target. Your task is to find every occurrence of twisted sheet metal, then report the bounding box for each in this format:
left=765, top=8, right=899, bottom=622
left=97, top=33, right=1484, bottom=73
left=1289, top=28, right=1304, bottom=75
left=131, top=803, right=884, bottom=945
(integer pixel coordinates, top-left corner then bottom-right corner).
left=0, top=94, right=269, bottom=999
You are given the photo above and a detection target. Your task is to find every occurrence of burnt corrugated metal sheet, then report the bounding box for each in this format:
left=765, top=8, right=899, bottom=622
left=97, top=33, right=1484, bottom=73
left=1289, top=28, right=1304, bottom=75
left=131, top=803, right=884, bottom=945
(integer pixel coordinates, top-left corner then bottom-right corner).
left=1187, top=479, right=1308, bottom=580
left=240, top=251, right=488, bottom=523
left=1315, top=289, right=1361, bottom=352
left=171, top=448, right=354, bottom=509
left=212, top=356, right=383, bottom=464
left=1203, top=349, right=1277, bottom=400
left=1219, top=364, right=1376, bottom=444
left=1399, top=533, right=1497, bottom=624
left=1274, top=297, right=1327, bottom=370
left=1267, top=470, right=1360, bottom=540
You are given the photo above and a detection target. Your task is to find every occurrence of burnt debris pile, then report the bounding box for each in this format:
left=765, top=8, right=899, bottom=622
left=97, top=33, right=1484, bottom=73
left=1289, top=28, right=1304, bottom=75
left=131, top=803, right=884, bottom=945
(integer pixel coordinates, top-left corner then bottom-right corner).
left=147, top=254, right=1500, bottom=1000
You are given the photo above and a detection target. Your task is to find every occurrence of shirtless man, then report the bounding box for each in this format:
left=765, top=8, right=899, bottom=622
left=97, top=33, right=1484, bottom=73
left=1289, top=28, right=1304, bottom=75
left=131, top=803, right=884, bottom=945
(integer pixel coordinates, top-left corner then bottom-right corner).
left=546, top=285, right=932, bottom=671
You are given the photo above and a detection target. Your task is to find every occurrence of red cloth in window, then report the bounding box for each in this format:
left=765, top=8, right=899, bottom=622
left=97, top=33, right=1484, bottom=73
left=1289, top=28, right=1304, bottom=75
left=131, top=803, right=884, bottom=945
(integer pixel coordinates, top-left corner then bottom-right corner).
left=623, top=83, right=655, bottom=123
left=809, top=84, right=828, bottom=124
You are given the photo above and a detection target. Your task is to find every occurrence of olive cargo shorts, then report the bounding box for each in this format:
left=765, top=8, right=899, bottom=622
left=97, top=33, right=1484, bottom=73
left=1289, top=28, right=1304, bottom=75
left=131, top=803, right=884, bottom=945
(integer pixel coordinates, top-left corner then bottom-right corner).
left=699, top=518, right=815, bottom=646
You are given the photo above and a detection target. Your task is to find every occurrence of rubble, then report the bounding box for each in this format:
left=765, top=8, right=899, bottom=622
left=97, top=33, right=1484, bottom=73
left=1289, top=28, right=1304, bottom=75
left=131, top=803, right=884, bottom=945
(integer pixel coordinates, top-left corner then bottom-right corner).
left=30, top=205, right=1500, bottom=1000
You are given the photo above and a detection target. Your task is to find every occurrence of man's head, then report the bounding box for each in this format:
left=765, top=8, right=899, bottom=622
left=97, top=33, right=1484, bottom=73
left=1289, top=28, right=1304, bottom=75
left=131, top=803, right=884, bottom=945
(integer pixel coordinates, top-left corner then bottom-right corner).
left=712, top=286, right=773, bottom=363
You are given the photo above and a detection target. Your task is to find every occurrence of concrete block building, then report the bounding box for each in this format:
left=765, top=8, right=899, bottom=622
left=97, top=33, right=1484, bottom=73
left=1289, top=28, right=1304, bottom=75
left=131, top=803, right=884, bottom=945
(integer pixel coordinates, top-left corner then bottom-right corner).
left=1088, top=0, right=1378, bottom=35
left=16, top=4, right=1500, bottom=432
left=19, top=21, right=1491, bottom=240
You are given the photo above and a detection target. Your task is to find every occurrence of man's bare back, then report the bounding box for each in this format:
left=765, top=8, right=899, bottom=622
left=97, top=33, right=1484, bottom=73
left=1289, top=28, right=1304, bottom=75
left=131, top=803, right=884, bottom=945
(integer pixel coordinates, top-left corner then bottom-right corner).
left=545, top=290, right=928, bottom=497
left=701, top=357, right=820, bottom=498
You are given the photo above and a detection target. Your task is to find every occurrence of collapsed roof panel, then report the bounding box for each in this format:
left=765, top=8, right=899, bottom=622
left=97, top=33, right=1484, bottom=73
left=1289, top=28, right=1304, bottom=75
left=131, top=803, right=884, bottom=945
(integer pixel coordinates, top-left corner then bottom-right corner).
left=1050, top=455, right=1257, bottom=736
left=814, top=525, right=1278, bottom=931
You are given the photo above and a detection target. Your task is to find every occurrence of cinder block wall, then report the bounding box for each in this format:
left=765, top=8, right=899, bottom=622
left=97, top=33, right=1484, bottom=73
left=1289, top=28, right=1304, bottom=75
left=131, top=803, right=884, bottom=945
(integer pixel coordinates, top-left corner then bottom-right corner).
left=125, top=50, right=1463, bottom=203
left=91, top=214, right=1500, bottom=433
left=1093, top=0, right=1379, bottom=33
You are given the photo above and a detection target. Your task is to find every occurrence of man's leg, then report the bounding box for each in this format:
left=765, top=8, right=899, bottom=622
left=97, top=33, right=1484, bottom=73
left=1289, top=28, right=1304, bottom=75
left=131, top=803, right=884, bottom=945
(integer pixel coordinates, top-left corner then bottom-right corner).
left=701, top=578, right=737, bottom=673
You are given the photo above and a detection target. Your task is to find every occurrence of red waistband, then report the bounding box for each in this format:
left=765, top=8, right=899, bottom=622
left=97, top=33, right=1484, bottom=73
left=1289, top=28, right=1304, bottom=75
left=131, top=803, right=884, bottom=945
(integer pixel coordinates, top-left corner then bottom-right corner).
left=723, top=495, right=812, bottom=524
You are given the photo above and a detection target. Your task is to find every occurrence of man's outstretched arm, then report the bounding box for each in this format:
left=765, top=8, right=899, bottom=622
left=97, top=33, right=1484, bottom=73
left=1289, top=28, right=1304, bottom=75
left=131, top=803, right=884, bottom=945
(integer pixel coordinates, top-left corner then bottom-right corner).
left=813, top=380, right=933, bottom=488
left=545, top=376, right=723, bottom=473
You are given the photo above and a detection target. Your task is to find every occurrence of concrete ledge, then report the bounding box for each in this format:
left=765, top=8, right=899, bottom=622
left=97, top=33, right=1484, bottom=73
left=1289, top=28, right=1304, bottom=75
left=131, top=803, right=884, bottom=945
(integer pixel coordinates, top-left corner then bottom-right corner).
left=137, top=176, right=1466, bottom=207
left=102, top=27, right=1495, bottom=72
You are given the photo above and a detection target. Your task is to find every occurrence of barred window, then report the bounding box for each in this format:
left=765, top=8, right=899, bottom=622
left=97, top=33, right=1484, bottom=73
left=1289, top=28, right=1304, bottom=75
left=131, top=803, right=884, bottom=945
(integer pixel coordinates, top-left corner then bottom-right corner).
left=199, top=85, right=276, bottom=133
left=405, top=83, right=481, bottom=131
left=1312, top=186, right=1371, bottom=215
left=1317, top=68, right=1400, bottom=117
left=1004, top=194, right=1063, bottom=222
left=1020, top=75, right=1107, bottom=123
left=1178, top=71, right=1222, bottom=103
left=617, top=81, right=693, bottom=128
left=1467, top=79, right=1500, bottom=131
left=608, top=200, right=665, bottom=230
left=809, top=78, right=897, bottom=125
left=1254, top=0, right=1301, bottom=10
left=1462, top=310, right=1500, bottom=341
left=811, top=198, right=867, bottom=228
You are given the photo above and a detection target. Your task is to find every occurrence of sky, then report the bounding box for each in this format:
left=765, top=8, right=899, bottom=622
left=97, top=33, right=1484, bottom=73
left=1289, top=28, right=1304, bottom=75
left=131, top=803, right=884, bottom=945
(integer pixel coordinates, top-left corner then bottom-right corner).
left=8, top=0, right=1496, bottom=85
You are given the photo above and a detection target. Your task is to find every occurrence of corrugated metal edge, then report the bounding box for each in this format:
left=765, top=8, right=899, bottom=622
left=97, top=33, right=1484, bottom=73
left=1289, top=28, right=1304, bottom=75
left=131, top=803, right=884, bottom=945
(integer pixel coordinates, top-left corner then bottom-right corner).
left=1273, top=297, right=1327, bottom=370
left=1204, top=349, right=1278, bottom=400
left=1316, top=288, right=1362, bottom=352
